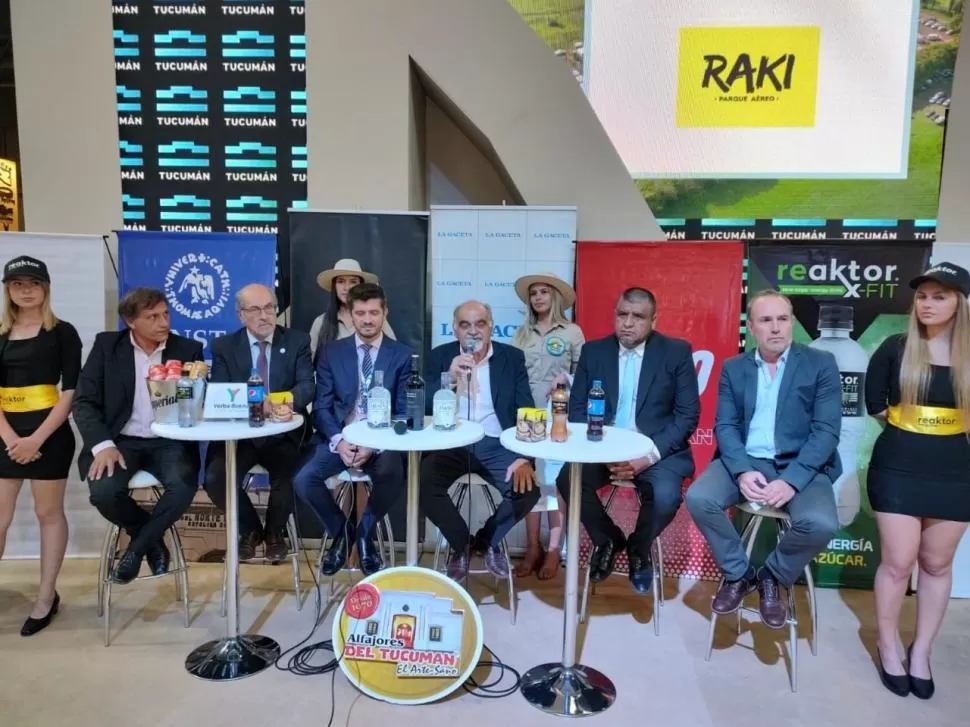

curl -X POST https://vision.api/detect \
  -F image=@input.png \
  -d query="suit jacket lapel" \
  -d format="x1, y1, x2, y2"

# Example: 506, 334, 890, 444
635, 334, 661, 414
488, 344, 506, 411
235, 330, 254, 382
270, 329, 287, 393
743, 353, 757, 425
119, 335, 136, 411
604, 339, 620, 414
775, 346, 800, 428
343, 338, 360, 403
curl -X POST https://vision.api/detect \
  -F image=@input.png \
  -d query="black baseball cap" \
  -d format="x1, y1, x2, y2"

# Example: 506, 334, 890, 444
909, 262, 970, 297
2, 255, 50, 284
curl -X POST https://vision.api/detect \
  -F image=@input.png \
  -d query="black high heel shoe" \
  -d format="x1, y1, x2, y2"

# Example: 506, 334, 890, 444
877, 647, 910, 697
20, 592, 60, 637
907, 645, 935, 700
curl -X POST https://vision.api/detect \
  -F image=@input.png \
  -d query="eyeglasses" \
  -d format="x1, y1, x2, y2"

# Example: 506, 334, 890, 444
240, 304, 276, 316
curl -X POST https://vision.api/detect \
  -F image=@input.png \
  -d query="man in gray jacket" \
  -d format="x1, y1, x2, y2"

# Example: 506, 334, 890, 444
685, 289, 841, 629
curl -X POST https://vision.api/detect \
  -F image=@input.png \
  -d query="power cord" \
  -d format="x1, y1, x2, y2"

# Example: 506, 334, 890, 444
458, 369, 522, 701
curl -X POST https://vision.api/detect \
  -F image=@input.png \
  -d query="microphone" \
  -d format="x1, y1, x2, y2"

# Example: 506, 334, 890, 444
461, 337, 477, 420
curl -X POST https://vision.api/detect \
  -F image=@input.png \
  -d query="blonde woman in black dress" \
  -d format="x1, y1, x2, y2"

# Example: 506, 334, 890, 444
0, 256, 82, 636
865, 263, 970, 699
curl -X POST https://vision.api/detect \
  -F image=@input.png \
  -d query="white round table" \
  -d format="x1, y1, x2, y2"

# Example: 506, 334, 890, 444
341, 417, 485, 565
500, 422, 655, 717
151, 416, 304, 682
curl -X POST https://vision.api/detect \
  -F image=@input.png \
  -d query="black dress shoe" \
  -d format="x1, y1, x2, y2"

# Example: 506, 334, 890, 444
878, 649, 910, 697
238, 531, 262, 562
264, 531, 288, 565
145, 540, 171, 576
321, 520, 356, 576
21, 592, 60, 637
589, 536, 625, 584
112, 550, 143, 584
357, 531, 383, 577
470, 529, 489, 556
907, 645, 935, 700
627, 544, 654, 594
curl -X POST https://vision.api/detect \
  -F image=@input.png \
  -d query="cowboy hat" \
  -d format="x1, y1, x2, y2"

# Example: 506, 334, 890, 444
316, 258, 378, 291
514, 272, 576, 310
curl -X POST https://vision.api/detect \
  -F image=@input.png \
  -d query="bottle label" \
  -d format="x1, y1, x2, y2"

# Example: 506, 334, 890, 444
248, 385, 265, 404
839, 372, 865, 417
367, 397, 389, 424
587, 398, 605, 417
434, 400, 457, 427
176, 383, 193, 401
552, 399, 567, 416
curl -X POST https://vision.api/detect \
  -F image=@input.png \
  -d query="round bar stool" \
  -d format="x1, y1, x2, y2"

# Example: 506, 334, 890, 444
578, 481, 665, 635
96, 470, 191, 647
316, 469, 396, 596
432, 474, 517, 625
219, 465, 304, 616
704, 501, 818, 693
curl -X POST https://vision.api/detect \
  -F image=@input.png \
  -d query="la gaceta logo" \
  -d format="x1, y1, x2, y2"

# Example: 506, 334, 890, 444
164, 253, 231, 320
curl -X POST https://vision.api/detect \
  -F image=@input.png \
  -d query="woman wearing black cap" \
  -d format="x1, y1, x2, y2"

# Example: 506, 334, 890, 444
865, 261, 970, 699
0, 255, 82, 636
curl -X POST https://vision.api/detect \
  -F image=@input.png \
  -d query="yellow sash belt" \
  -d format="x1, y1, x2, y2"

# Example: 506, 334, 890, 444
0, 384, 60, 413
887, 405, 967, 436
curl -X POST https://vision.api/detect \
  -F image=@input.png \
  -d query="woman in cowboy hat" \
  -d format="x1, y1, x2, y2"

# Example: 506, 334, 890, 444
309, 258, 396, 356
511, 272, 585, 580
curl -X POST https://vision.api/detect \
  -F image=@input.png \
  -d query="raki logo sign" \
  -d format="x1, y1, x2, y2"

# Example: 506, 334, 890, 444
775, 258, 900, 299
677, 26, 820, 129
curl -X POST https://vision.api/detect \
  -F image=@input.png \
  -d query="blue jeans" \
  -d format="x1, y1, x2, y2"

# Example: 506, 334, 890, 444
293, 438, 405, 538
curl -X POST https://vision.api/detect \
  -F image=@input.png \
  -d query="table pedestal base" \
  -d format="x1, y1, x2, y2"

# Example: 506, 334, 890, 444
520, 662, 616, 716
185, 635, 281, 682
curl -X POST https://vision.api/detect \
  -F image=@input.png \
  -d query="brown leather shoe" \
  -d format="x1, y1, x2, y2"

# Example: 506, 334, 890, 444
711, 575, 757, 615
238, 531, 262, 562
757, 571, 788, 629
264, 532, 288, 565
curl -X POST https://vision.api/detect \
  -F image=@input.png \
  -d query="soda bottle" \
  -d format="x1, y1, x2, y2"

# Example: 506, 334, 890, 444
550, 382, 569, 442
247, 367, 265, 428
587, 379, 605, 441
176, 367, 194, 428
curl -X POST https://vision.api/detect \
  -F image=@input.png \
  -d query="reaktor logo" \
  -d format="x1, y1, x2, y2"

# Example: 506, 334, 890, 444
775, 258, 900, 299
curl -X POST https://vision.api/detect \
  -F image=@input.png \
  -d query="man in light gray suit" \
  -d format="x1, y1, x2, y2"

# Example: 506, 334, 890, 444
685, 289, 841, 629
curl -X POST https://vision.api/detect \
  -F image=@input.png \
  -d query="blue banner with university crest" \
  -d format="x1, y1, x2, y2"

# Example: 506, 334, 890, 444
117, 230, 276, 358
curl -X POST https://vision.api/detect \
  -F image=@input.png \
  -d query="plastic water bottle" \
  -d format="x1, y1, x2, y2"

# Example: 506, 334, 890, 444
809, 305, 867, 527
176, 367, 194, 428
587, 379, 605, 441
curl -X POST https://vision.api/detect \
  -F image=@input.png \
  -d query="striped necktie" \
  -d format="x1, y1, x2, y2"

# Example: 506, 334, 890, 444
359, 344, 373, 415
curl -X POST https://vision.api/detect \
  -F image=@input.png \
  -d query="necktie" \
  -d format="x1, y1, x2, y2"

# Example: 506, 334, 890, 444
615, 351, 638, 430
256, 340, 269, 386
359, 344, 373, 415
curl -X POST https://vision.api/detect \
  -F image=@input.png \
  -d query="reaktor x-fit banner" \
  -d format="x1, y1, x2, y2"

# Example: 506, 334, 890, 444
746, 241, 932, 588
112, 0, 307, 234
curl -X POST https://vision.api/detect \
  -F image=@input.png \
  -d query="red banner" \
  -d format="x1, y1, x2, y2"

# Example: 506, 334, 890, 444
575, 241, 744, 579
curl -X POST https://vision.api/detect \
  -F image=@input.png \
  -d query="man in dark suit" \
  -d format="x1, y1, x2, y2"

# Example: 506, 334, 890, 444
560, 287, 699, 593
685, 289, 840, 629
73, 287, 203, 584
293, 283, 410, 576
203, 283, 314, 564
422, 300, 539, 582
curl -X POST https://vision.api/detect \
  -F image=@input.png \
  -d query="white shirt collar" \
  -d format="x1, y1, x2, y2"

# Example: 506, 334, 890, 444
619, 341, 646, 358
355, 333, 383, 351
247, 329, 273, 348
754, 346, 790, 367
130, 332, 165, 356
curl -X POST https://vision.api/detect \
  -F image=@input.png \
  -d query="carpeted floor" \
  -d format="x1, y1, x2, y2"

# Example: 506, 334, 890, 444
0, 557, 968, 726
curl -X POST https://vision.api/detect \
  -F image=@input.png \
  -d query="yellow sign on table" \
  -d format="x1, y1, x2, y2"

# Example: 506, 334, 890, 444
0, 158, 19, 231
332, 566, 484, 705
